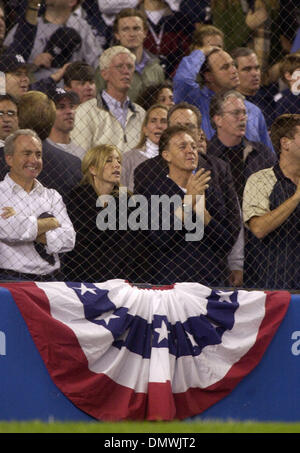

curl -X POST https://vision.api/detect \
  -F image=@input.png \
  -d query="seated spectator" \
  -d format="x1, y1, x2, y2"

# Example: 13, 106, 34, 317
274, 53, 300, 116
136, 80, 174, 111
63, 61, 96, 104
18, 90, 82, 201
121, 103, 168, 191
4, 0, 105, 81
189, 24, 224, 53
0, 128, 75, 282
64, 143, 138, 283
173, 45, 274, 152
208, 89, 277, 287
208, 89, 276, 203
243, 114, 300, 289
0, 51, 74, 103
46, 87, 86, 161
231, 47, 278, 129
139, 125, 239, 286
0, 53, 33, 100
134, 102, 241, 286
95, 8, 165, 103
71, 46, 145, 154
0, 94, 19, 179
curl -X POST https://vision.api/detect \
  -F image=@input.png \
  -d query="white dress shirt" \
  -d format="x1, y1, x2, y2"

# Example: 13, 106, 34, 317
0, 174, 76, 275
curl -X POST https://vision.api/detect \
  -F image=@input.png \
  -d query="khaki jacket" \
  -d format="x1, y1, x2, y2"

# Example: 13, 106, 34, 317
70, 94, 145, 154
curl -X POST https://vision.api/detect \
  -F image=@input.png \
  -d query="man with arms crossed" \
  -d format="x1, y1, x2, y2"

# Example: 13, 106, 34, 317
0, 129, 75, 281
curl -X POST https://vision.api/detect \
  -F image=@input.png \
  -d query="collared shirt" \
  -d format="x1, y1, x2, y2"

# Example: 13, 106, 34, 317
243, 163, 299, 289
102, 90, 130, 129
135, 50, 151, 74
0, 174, 76, 275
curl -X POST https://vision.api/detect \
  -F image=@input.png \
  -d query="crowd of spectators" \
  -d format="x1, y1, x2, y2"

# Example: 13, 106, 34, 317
0, 0, 299, 290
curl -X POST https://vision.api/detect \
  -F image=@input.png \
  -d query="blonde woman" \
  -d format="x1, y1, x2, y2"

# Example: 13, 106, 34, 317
64, 144, 138, 282
121, 103, 168, 192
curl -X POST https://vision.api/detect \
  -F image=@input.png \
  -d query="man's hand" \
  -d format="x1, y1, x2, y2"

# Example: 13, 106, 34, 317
228, 269, 244, 287
1, 207, 16, 219
33, 52, 53, 68
35, 232, 47, 244
51, 63, 71, 83
186, 168, 211, 204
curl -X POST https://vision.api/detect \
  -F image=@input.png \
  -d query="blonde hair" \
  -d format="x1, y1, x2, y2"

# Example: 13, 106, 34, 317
99, 46, 136, 71
81, 144, 122, 194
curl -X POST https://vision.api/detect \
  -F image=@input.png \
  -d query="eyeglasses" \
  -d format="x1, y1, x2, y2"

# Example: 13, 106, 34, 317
222, 109, 247, 117
112, 63, 135, 72
0, 111, 17, 118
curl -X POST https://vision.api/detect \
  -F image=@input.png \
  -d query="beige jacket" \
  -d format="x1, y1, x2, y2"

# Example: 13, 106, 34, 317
71, 94, 145, 154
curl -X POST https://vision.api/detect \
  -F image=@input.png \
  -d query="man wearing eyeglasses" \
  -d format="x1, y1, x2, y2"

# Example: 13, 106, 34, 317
0, 94, 19, 180
173, 45, 274, 153
208, 89, 276, 203
206, 89, 276, 287
71, 46, 145, 154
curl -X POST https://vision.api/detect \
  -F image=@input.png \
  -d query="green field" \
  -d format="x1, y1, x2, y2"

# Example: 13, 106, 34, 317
0, 420, 300, 433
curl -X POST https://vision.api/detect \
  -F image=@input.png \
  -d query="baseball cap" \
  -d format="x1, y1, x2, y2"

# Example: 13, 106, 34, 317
0, 53, 36, 73
48, 87, 80, 105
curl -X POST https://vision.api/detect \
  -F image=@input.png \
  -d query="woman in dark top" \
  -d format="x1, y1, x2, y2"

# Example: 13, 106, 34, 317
64, 144, 139, 283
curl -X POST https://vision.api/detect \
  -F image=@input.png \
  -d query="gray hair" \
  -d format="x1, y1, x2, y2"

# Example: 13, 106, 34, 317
99, 45, 136, 71
209, 89, 245, 128
4, 129, 42, 156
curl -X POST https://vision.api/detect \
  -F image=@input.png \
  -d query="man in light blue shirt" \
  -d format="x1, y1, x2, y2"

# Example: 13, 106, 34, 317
173, 46, 274, 153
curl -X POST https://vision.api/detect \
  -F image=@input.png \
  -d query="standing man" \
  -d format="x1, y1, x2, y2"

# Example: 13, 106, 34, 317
95, 8, 165, 102
208, 89, 276, 202
0, 129, 75, 281
173, 46, 274, 152
0, 93, 19, 179
207, 89, 276, 286
231, 47, 277, 129
47, 87, 85, 160
141, 125, 238, 286
243, 114, 300, 289
71, 46, 145, 154
134, 102, 241, 286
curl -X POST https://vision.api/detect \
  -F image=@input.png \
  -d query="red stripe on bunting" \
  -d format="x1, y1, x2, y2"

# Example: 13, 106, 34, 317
1, 283, 291, 421
2, 282, 175, 420
173, 290, 291, 419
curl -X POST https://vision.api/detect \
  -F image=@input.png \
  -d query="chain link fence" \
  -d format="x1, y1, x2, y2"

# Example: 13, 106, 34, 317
0, 0, 299, 291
